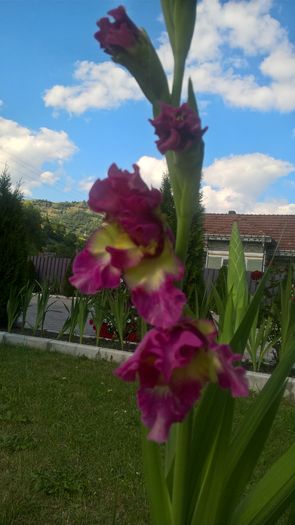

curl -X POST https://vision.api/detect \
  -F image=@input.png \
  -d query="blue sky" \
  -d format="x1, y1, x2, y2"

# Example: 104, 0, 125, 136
0, 0, 294, 213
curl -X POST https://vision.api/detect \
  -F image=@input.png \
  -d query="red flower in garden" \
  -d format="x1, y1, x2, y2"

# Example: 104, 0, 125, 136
116, 318, 248, 443
95, 6, 140, 55
251, 270, 263, 281
70, 164, 186, 329
100, 322, 113, 339
150, 102, 208, 154
126, 331, 138, 343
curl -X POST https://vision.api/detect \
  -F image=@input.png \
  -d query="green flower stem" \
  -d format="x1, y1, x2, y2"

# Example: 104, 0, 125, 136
165, 151, 182, 217
160, 0, 175, 54
175, 175, 195, 263
172, 413, 192, 525
171, 56, 185, 106
141, 426, 174, 525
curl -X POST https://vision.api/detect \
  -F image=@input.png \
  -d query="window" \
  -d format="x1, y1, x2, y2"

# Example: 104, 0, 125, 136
246, 258, 263, 272
206, 250, 264, 271
207, 255, 222, 269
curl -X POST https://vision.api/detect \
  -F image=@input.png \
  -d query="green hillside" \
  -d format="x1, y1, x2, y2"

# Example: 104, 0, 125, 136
27, 199, 102, 241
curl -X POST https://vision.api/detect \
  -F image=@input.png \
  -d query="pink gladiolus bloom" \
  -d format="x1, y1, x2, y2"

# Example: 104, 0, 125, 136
89, 164, 163, 247
69, 223, 139, 294
116, 319, 249, 443
150, 102, 208, 154
70, 165, 185, 329
95, 6, 140, 55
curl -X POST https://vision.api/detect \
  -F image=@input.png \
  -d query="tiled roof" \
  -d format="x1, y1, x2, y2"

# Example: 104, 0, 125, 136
204, 214, 295, 251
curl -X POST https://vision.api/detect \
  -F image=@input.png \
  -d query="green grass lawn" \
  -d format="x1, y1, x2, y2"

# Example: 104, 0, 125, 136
0, 343, 294, 525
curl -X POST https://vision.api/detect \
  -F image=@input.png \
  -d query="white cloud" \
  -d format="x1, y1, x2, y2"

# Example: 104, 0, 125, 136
260, 44, 295, 80
39, 170, 59, 185
43, 61, 142, 115
0, 117, 77, 195
136, 155, 167, 188
183, 0, 295, 112
132, 152, 295, 213
78, 176, 96, 193
202, 153, 295, 212
44, 0, 295, 114
251, 200, 295, 214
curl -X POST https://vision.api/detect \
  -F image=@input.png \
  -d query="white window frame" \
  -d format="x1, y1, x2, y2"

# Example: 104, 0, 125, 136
206, 250, 264, 270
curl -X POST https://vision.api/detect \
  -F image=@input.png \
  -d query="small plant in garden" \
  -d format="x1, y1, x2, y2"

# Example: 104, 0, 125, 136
33, 281, 57, 337
77, 295, 91, 344
58, 294, 80, 342
260, 264, 295, 364
246, 309, 278, 372
106, 284, 133, 349
89, 290, 108, 346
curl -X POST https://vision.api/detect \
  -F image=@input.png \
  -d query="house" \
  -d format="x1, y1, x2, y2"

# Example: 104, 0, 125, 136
203, 212, 295, 271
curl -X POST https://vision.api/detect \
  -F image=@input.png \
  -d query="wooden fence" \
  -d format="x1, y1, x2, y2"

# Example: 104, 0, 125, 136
30, 255, 71, 286
30, 256, 260, 295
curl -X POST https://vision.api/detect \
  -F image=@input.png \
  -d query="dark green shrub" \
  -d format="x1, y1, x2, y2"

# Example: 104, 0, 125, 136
61, 258, 75, 297
160, 174, 205, 309
0, 169, 28, 327
26, 259, 38, 287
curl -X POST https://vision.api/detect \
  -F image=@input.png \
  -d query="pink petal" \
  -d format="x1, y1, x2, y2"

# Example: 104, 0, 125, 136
131, 279, 186, 329
138, 379, 202, 443
214, 345, 249, 397
69, 249, 121, 294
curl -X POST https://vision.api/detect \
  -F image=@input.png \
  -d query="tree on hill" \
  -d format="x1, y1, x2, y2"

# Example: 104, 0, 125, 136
23, 202, 44, 254
0, 168, 28, 326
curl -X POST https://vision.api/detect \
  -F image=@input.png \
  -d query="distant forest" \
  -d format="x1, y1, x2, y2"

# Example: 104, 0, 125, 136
24, 199, 102, 257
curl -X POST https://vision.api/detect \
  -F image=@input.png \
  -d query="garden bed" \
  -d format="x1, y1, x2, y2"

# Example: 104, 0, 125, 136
8, 326, 136, 352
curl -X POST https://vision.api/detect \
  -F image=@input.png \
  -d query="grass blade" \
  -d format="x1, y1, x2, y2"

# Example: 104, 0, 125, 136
229, 442, 295, 525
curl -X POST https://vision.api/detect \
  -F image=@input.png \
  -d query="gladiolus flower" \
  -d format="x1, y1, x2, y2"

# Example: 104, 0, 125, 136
70, 164, 185, 329
95, 5, 140, 55
94, 7, 170, 106
88, 163, 163, 247
116, 318, 248, 443
150, 102, 208, 154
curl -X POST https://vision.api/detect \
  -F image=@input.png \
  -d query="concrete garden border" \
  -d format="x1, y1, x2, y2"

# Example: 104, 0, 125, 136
1, 331, 294, 403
